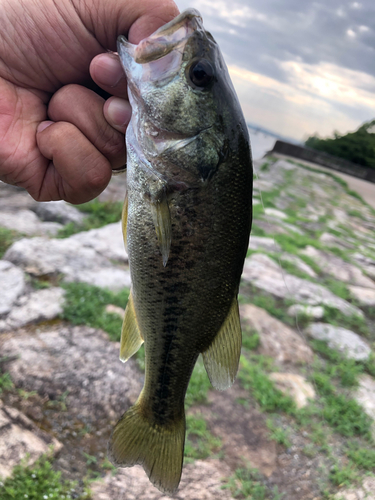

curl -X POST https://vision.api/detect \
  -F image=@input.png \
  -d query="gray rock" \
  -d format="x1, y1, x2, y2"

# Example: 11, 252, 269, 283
269, 373, 316, 408
4, 236, 130, 291
0, 325, 142, 423
68, 222, 127, 263
264, 208, 287, 219
240, 304, 313, 365
0, 260, 26, 316
319, 232, 355, 250
280, 253, 317, 278
0, 287, 65, 332
305, 323, 371, 361
301, 246, 375, 289
249, 236, 281, 253
348, 285, 375, 306
352, 252, 375, 279
333, 477, 375, 500
355, 375, 375, 431
242, 254, 363, 318
0, 400, 62, 479
90, 459, 233, 500
287, 304, 324, 319
0, 209, 63, 236
35, 200, 86, 225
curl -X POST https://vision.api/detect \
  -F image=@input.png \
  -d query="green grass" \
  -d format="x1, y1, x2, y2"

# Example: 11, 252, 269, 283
238, 355, 295, 413
61, 282, 129, 341
185, 356, 211, 408
57, 199, 123, 238
0, 455, 90, 499
346, 443, 375, 471
266, 419, 291, 448
224, 467, 284, 500
328, 463, 359, 487
0, 372, 13, 393
242, 329, 261, 351
0, 226, 19, 258
320, 306, 369, 338
184, 414, 221, 462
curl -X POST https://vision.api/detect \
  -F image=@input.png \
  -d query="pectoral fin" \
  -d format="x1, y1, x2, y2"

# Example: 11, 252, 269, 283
202, 297, 242, 390
150, 193, 171, 267
120, 292, 144, 362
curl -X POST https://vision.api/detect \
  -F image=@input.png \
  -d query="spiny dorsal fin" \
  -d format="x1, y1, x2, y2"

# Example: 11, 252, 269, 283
150, 192, 171, 267
202, 297, 242, 390
122, 191, 129, 252
120, 292, 144, 362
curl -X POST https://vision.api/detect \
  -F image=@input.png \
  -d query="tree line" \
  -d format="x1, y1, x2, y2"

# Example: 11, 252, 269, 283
305, 119, 375, 170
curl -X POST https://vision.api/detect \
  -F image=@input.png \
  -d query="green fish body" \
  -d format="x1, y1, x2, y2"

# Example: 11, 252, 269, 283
108, 9, 253, 494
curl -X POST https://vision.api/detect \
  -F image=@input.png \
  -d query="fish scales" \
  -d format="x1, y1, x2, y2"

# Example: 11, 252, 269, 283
108, 8, 253, 494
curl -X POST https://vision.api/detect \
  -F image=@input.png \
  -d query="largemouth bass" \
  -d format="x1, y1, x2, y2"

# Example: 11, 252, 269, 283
108, 8, 253, 493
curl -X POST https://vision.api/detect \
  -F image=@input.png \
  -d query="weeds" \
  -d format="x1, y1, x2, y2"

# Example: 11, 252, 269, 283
184, 414, 221, 462
0, 455, 90, 500
57, 199, 123, 238
0, 226, 19, 258
61, 282, 129, 341
0, 372, 13, 393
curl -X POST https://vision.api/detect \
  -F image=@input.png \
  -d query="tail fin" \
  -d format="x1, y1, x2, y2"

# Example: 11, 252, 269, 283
108, 401, 186, 494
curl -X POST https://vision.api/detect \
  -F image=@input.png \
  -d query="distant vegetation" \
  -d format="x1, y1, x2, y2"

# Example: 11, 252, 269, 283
305, 119, 375, 169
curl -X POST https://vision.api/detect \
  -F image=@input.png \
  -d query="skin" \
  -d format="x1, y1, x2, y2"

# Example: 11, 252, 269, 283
0, 0, 179, 204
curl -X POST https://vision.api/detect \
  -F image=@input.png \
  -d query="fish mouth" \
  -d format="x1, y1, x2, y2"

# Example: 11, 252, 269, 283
117, 9, 202, 64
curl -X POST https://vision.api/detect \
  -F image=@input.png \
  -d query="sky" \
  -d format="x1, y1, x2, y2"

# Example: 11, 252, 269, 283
174, 0, 375, 142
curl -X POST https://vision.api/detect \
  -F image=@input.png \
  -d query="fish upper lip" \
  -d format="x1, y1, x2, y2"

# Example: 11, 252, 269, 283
118, 9, 202, 64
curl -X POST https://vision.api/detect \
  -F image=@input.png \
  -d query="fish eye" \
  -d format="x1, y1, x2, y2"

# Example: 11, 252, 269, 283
188, 59, 214, 89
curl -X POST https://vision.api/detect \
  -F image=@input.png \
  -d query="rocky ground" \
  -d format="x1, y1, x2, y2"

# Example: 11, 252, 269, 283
0, 156, 375, 499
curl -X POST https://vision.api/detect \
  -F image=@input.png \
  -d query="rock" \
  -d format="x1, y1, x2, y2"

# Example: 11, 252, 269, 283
319, 232, 355, 250
334, 476, 375, 499
0, 325, 142, 423
352, 252, 375, 279
269, 373, 316, 408
242, 254, 363, 318
0, 209, 63, 236
0, 183, 37, 211
305, 323, 371, 361
0, 260, 26, 316
349, 285, 375, 306
240, 304, 313, 365
0, 400, 62, 479
355, 374, 375, 423
90, 460, 233, 500
264, 208, 288, 219
105, 304, 126, 319
301, 246, 375, 289
253, 199, 261, 206
287, 304, 324, 319
4, 236, 130, 291
280, 254, 317, 278
68, 222, 127, 262
249, 236, 281, 253
0, 287, 65, 332
252, 219, 288, 236
253, 179, 274, 192
34, 200, 86, 225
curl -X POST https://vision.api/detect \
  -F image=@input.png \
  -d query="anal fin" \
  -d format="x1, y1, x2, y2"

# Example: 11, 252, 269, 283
202, 297, 242, 390
120, 292, 144, 362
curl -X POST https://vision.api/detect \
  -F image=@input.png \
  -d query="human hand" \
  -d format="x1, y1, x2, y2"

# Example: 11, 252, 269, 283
0, 0, 179, 203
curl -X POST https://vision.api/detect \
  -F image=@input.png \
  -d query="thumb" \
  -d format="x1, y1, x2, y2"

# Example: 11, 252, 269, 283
75, 0, 180, 49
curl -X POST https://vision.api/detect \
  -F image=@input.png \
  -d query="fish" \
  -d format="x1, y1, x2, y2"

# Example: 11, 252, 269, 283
108, 8, 253, 494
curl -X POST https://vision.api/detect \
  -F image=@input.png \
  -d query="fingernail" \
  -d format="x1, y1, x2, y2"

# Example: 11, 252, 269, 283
37, 121, 54, 133
106, 98, 132, 127
95, 53, 125, 87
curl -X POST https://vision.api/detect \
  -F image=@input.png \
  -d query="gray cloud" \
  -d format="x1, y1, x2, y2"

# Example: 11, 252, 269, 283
175, 0, 375, 81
